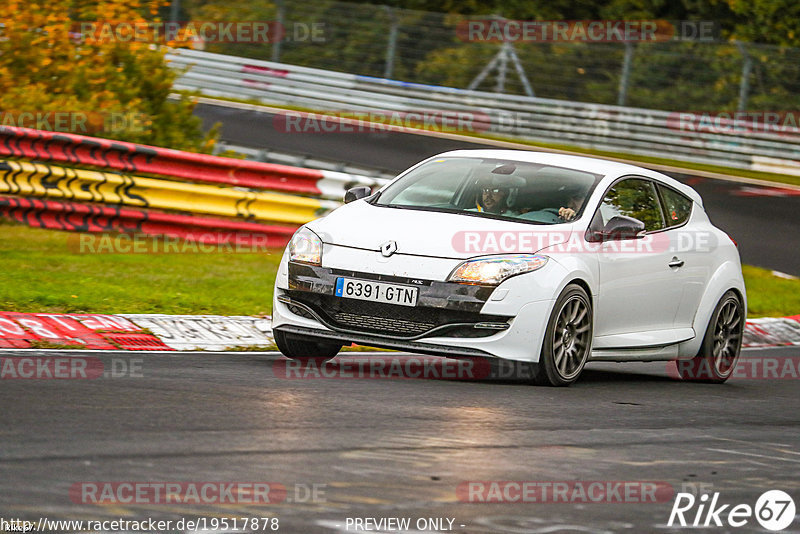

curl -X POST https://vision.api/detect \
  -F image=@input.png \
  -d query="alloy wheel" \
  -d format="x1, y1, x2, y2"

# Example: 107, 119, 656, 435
713, 298, 743, 377
552, 296, 591, 380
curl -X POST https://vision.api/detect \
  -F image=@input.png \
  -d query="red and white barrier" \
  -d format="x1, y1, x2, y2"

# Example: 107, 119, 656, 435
0, 195, 295, 248
0, 125, 383, 199
120, 314, 274, 351
1, 312, 798, 353
0, 312, 171, 350
743, 315, 800, 347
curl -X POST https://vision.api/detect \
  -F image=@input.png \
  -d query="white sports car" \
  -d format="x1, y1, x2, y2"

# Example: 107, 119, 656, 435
272, 150, 746, 386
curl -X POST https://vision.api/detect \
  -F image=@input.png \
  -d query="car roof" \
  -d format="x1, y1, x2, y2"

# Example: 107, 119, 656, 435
434, 149, 703, 205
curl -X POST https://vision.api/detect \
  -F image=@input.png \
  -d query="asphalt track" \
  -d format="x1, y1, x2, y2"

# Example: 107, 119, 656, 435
1, 348, 799, 533
195, 102, 800, 276
1, 102, 798, 534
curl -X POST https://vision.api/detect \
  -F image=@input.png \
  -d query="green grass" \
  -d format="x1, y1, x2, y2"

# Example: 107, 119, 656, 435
741, 265, 800, 317
0, 223, 281, 315
1, 224, 798, 318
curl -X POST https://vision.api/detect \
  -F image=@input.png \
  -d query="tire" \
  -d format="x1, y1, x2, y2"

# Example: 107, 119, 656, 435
676, 290, 743, 383
273, 329, 341, 362
532, 284, 593, 386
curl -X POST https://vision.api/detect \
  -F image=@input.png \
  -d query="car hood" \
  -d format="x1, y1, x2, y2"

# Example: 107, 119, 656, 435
306, 200, 574, 260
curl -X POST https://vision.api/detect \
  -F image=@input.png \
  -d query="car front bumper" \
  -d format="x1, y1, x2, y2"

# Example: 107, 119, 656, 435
272, 260, 556, 363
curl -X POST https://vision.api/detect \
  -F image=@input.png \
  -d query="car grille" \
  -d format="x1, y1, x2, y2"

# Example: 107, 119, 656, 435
286, 291, 509, 338
331, 311, 436, 336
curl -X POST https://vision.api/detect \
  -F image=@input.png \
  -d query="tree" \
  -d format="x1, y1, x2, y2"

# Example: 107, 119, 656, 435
0, 0, 216, 151
724, 0, 800, 47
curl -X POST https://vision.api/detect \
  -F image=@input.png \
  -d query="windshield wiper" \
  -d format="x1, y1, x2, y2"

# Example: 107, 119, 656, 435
375, 204, 550, 224
382, 204, 462, 214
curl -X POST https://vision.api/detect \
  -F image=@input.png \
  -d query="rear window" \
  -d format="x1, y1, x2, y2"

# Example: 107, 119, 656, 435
658, 184, 693, 227
597, 178, 665, 232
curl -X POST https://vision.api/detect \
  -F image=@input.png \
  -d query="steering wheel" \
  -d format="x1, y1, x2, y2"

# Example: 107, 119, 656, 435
542, 207, 567, 220
518, 208, 562, 223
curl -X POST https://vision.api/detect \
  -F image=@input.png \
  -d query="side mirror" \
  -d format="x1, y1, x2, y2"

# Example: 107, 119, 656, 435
344, 186, 371, 204
587, 215, 646, 242
601, 216, 646, 240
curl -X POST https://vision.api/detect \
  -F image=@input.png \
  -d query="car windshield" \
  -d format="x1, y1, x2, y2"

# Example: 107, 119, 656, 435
371, 157, 603, 224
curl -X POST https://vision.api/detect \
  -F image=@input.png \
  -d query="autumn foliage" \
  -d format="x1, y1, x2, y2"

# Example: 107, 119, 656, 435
0, 0, 215, 151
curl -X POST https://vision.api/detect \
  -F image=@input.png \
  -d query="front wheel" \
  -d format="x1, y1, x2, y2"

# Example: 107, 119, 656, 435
677, 291, 743, 383
273, 330, 341, 362
532, 284, 593, 386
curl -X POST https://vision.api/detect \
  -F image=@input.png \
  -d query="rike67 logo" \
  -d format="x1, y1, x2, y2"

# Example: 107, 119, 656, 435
668, 490, 796, 531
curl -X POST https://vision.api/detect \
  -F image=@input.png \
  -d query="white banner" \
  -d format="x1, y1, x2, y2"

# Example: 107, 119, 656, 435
122, 314, 273, 351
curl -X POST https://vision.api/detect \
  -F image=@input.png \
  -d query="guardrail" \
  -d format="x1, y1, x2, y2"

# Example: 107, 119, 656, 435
168, 48, 800, 175
0, 160, 338, 225
0, 125, 383, 199
214, 142, 397, 182
0, 126, 390, 247
0, 196, 295, 247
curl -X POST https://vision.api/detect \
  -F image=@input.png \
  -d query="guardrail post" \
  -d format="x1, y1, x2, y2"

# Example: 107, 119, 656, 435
272, 0, 286, 63
736, 41, 753, 112
383, 6, 399, 79
170, 0, 180, 24
617, 41, 635, 106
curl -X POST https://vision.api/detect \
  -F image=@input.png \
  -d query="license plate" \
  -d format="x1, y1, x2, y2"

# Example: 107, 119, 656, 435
335, 277, 418, 307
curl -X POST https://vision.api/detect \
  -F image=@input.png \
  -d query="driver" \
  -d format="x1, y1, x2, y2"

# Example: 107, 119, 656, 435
476, 185, 510, 214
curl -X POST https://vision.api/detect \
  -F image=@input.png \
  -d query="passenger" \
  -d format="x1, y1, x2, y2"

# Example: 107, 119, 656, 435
558, 193, 585, 221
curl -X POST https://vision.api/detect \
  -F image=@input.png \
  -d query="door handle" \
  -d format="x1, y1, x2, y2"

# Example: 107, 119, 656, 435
668, 257, 685, 268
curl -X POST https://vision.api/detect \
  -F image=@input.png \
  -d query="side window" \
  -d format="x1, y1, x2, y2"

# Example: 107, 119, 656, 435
658, 184, 693, 227
598, 178, 665, 232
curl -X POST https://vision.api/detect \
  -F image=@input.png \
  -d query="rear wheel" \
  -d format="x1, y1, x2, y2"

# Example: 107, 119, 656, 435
273, 330, 341, 362
532, 284, 593, 386
677, 290, 743, 383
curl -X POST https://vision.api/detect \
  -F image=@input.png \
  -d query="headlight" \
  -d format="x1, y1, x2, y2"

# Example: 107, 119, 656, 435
289, 227, 322, 265
448, 254, 548, 285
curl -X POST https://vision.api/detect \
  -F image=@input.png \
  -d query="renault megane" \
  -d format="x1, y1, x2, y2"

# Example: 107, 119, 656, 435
271, 150, 745, 386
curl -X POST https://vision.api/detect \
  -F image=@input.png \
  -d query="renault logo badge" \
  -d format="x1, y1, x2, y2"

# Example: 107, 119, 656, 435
380, 240, 398, 257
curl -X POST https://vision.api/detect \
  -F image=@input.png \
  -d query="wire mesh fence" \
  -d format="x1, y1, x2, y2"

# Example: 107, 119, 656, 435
187, 0, 800, 112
